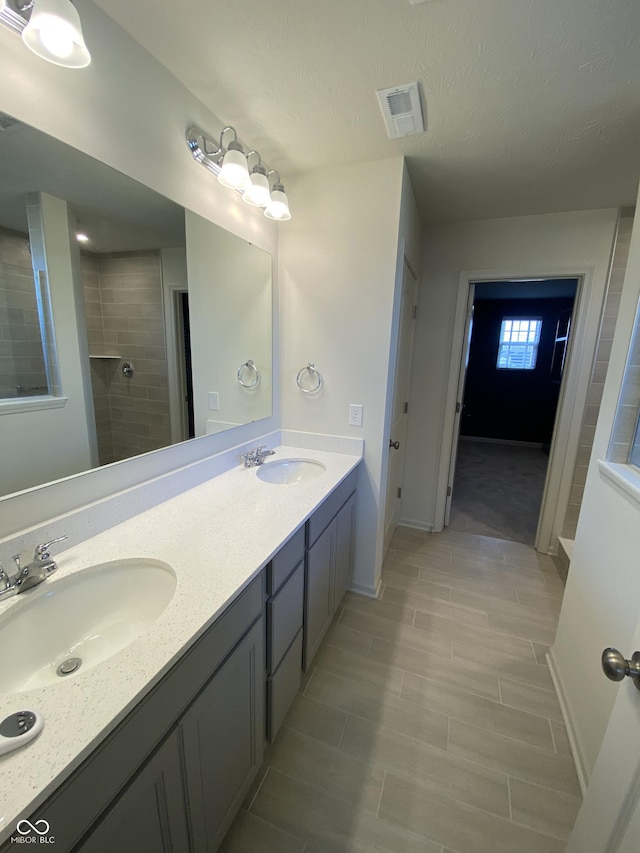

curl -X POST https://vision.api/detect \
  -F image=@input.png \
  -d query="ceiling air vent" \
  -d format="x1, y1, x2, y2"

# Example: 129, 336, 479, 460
376, 82, 425, 139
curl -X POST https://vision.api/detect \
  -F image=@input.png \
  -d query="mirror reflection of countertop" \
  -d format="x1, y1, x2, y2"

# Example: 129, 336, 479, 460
0, 443, 362, 844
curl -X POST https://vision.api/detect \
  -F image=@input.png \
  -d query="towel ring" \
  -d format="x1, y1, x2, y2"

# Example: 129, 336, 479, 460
296, 362, 322, 393
237, 359, 259, 388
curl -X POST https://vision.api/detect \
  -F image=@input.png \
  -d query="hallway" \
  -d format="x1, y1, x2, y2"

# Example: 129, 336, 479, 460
220, 526, 580, 852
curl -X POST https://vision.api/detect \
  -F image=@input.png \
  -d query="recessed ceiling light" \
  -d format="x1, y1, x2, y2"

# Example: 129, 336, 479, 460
76, 232, 89, 243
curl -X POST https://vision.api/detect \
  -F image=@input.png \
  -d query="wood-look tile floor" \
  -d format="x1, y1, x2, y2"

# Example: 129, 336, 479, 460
220, 527, 581, 853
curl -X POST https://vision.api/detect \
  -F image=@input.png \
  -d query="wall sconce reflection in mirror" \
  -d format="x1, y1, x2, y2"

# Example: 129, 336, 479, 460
0, 0, 91, 67
186, 126, 291, 221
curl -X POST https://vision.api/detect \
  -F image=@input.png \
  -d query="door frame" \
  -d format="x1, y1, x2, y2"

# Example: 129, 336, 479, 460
383, 254, 419, 555
164, 282, 190, 445
444, 283, 475, 526
436, 265, 600, 554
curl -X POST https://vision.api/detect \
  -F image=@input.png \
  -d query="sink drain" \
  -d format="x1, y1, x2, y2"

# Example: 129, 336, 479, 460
56, 657, 82, 677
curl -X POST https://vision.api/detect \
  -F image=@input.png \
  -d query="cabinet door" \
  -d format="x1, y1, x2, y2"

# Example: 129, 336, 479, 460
333, 492, 356, 612
304, 519, 335, 670
181, 616, 264, 852
76, 730, 189, 853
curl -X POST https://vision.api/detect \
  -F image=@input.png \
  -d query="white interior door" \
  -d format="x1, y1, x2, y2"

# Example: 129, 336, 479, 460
383, 258, 418, 553
444, 284, 475, 526
566, 616, 640, 853
618, 781, 640, 853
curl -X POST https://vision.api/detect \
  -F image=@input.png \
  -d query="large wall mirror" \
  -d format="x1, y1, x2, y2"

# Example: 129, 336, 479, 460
0, 115, 272, 499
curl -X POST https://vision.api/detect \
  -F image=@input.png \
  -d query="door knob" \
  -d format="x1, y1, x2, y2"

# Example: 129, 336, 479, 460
601, 648, 640, 691
389, 440, 400, 450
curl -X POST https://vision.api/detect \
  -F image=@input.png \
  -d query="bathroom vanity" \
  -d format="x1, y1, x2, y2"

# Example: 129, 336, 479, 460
0, 442, 360, 851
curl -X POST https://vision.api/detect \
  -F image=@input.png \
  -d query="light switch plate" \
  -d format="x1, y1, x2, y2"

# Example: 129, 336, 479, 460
208, 391, 220, 411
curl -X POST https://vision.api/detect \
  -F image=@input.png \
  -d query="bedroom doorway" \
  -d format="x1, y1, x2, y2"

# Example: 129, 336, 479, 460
447, 278, 579, 545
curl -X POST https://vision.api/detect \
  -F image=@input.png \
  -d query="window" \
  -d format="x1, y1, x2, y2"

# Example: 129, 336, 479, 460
631, 415, 640, 469
497, 318, 542, 370
607, 293, 640, 468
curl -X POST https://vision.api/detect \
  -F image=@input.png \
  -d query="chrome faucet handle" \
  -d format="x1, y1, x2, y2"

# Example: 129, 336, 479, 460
0, 566, 10, 590
34, 535, 68, 561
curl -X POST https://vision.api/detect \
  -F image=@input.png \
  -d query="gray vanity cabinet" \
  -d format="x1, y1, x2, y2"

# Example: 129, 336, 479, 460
305, 520, 336, 668
333, 491, 357, 612
3, 576, 265, 853
181, 618, 264, 852
77, 730, 189, 853
265, 527, 305, 742
304, 470, 358, 670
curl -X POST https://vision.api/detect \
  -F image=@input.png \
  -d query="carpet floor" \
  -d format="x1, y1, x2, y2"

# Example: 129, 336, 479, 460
448, 439, 549, 545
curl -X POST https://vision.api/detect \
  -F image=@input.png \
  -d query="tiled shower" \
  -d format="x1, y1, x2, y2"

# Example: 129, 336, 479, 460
81, 250, 171, 465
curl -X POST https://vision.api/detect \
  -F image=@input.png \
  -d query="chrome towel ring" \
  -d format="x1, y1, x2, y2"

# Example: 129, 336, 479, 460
237, 359, 259, 388
296, 362, 322, 393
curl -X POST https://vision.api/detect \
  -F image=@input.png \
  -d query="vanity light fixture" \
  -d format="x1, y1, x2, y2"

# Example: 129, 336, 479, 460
217, 126, 250, 190
264, 171, 291, 221
186, 125, 292, 221
1, 0, 91, 68
242, 153, 271, 208
75, 231, 89, 243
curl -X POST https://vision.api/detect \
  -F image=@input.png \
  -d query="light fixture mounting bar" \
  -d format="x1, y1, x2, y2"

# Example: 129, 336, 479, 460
187, 125, 278, 184
0, 0, 28, 34
186, 126, 224, 177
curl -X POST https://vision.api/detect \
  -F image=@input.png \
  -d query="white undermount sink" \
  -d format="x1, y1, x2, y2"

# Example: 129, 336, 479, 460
0, 558, 176, 693
256, 458, 326, 485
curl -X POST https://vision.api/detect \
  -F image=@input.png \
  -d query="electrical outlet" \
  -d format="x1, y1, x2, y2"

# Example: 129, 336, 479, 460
208, 391, 220, 411
349, 403, 364, 427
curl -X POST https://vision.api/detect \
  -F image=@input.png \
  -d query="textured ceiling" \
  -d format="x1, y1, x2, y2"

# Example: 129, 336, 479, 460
94, 0, 640, 223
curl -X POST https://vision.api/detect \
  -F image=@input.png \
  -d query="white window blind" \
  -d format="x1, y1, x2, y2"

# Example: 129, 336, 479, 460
497, 318, 542, 370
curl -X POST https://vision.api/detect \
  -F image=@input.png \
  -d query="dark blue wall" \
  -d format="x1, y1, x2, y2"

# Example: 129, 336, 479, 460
461, 296, 575, 444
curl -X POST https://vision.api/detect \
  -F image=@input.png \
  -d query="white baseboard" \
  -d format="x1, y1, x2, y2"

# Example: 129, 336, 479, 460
349, 578, 381, 599
546, 646, 589, 795
397, 517, 434, 533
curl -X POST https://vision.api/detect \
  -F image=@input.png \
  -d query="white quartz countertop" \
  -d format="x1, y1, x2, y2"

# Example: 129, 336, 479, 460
0, 444, 361, 843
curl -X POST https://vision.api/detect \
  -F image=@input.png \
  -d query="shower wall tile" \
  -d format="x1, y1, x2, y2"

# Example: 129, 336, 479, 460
562, 212, 634, 540
80, 249, 171, 466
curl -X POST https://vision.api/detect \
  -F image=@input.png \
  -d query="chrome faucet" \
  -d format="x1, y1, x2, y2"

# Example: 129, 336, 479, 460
0, 536, 68, 600
241, 445, 276, 468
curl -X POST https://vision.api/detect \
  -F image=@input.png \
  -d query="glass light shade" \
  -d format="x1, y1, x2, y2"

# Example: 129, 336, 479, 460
243, 169, 271, 207
264, 186, 291, 221
22, 0, 91, 68
218, 146, 250, 189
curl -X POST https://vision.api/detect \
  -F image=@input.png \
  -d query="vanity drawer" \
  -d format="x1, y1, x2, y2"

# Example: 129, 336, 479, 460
267, 629, 303, 742
267, 561, 304, 673
307, 467, 358, 547
267, 526, 305, 594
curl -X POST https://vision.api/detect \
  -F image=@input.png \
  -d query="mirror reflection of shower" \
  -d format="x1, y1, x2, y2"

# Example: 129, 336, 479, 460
0, 114, 272, 500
